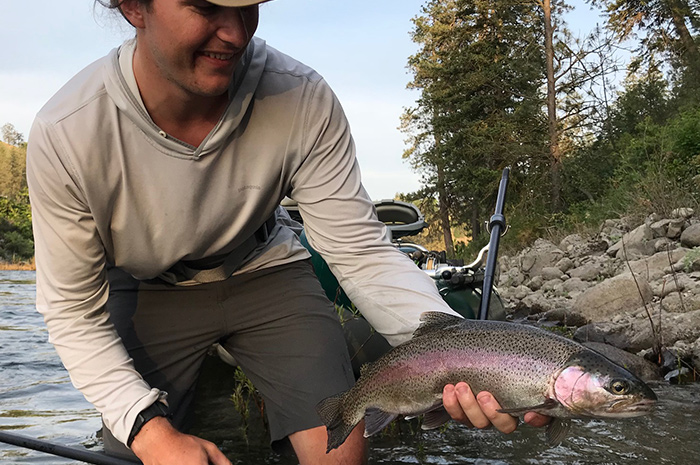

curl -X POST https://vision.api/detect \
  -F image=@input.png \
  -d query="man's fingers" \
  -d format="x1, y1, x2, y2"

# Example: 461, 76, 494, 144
475, 391, 518, 434
524, 412, 552, 428
443, 383, 520, 434
442, 384, 471, 426
202, 439, 232, 465
444, 382, 489, 428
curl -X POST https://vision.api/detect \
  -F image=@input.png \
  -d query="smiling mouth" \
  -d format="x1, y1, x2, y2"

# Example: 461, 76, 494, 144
201, 51, 235, 61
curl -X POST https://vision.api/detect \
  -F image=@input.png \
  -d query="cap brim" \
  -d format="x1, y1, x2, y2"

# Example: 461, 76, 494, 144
207, 0, 270, 6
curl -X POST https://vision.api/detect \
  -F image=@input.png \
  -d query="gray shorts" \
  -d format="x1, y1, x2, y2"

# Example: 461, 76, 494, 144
102, 259, 354, 458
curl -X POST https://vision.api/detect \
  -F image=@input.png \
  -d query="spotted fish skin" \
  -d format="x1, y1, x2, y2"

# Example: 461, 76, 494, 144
316, 312, 657, 452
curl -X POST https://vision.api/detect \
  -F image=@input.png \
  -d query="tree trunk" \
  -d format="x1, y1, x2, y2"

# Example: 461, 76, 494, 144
470, 200, 481, 241
437, 163, 455, 256
543, 0, 562, 212
666, 0, 700, 75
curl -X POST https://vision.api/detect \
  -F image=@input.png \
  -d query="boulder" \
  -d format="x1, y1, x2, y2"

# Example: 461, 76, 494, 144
541, 266, 565, 281
607, 223, 654, 258
557, 277, 590, 297
567, 259, 608, 282
680, 223, 700, 248
650, 219, 671, 238
672, 207, 694, 219
571, 272, 653, 323
667, 219, 685, 239
626, 247, 689, 282
518, 239, 564, 277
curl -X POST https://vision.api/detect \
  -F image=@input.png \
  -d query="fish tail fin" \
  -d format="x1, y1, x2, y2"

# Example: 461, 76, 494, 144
316, 392, 357, 453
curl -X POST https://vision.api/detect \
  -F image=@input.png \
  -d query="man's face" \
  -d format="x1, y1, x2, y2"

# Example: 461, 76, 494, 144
131, 0, 260, 98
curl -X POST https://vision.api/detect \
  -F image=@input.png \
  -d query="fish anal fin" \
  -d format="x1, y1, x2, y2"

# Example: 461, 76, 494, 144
497, 398, 559, 415
421, 406, 451, 430
413, 311, 463, 338
364, 408, 398, 438
546, 418, 571, 447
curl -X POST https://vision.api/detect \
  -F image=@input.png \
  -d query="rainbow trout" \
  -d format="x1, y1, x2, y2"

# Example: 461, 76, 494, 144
317, 312, 657, 452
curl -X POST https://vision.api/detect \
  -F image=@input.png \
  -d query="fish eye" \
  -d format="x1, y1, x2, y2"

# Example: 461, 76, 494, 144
610, 380, 629, 395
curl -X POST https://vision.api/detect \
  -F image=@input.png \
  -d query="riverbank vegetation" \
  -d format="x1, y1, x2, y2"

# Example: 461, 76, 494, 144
0, 130, 33, 269
400, 0, 700, 260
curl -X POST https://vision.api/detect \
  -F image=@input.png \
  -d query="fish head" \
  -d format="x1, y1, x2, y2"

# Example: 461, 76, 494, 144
552, 351, 657, 418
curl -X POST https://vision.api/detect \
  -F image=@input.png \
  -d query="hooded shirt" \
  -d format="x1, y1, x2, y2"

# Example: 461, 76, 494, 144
26, 37, 457, 445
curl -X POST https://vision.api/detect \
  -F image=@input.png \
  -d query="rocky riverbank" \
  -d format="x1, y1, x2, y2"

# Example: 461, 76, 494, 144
497, 208, 700, 381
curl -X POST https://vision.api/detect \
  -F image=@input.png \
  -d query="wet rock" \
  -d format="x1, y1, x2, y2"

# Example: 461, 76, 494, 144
544, 308, 588, 327
574, 322, 634, 350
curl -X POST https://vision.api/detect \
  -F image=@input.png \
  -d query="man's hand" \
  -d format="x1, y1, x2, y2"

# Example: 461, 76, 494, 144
130, 416, 232, 465
443, 382, 551, 433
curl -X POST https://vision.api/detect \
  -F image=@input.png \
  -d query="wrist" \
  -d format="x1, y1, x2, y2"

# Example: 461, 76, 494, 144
127, 401, 171, 448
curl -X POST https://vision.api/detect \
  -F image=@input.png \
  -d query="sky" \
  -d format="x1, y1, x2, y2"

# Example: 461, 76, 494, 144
0, 0, 604, 200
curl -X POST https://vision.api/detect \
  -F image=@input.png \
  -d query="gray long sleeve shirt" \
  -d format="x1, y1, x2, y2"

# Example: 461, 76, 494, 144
26, 37, 457, 445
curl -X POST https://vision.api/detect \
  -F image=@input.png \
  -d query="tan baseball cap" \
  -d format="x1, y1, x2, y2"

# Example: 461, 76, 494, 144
207, 0, 271, 6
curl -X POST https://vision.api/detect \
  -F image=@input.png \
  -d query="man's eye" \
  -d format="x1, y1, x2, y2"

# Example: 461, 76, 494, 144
192, 2, 219, 15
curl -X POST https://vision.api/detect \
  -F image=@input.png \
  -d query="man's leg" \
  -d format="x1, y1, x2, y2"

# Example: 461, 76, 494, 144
219, 259, 366, 464
289, 423, 367, 465
102, 266, 224, 458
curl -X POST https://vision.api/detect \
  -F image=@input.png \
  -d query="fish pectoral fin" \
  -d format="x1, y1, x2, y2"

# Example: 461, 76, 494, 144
421, 406, 452, 430
497, 398, 559, 415
364, 408, 398, 438
546, 418, 571, 447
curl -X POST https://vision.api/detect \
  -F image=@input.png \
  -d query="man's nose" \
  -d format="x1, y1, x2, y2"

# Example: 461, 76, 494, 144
215, 8, 253, 46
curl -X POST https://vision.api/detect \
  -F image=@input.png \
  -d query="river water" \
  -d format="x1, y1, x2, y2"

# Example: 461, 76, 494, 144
1, 270, 699, 464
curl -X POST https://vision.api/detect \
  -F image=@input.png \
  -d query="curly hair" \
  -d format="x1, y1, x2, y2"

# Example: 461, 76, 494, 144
95, 0, 153, 26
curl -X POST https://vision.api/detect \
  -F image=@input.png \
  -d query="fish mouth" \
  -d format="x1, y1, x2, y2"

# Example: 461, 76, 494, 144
604, 398, 657, 417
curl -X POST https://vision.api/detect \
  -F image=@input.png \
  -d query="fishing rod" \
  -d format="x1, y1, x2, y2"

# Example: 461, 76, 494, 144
478, 167, 510, 321
0, 431, 140, 465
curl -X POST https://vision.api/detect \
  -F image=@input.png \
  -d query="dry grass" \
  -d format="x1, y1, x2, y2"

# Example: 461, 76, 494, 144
0, 257, 35, 271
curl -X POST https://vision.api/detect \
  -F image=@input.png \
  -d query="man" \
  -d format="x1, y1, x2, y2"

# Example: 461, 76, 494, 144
26, 1, 549, 464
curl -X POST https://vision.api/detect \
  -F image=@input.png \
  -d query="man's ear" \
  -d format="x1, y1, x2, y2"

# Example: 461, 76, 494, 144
119, 0, 147, 29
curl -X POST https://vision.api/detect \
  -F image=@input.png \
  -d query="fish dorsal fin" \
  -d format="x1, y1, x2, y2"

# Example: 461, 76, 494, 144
413, 311, 463, 338
359, 363, 370, 378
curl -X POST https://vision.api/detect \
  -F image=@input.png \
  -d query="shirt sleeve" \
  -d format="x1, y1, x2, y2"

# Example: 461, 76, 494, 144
289, 78, 460, 347
26, 117, 162, 446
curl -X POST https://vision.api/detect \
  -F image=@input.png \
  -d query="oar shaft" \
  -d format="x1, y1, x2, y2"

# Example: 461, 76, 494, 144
479, 167, 510, 321
0, 431, 140, 465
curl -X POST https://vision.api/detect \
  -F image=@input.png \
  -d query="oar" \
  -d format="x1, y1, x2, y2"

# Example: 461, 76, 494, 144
478, 167, 510, 321
0, 430, 140, 465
